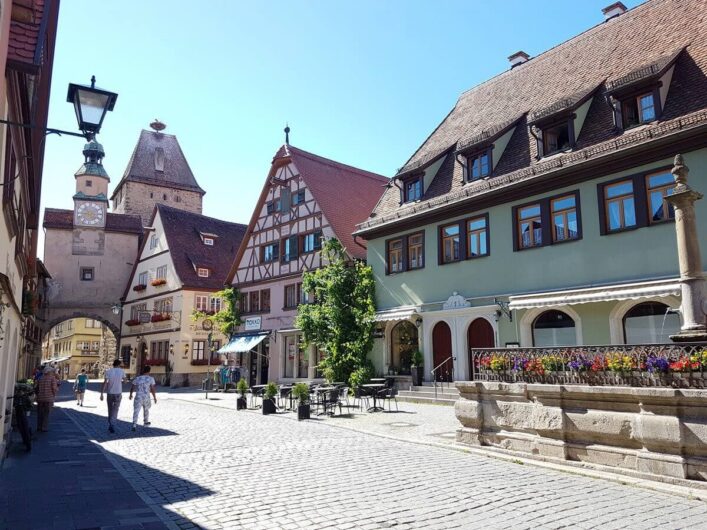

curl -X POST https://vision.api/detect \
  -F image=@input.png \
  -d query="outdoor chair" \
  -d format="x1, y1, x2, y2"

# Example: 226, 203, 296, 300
250, 386, 265, 409
322, 388, 342, 416
338, 387, 361, 413
377, 387, 399, 412
354, 387, 371, 411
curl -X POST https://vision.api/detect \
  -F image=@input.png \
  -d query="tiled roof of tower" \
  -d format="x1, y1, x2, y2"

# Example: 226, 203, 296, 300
110, 130, 205, 200
278, 145, 389, 260
158, 205, 247, 289
357, 0, 707, 234
7, 0, 56, 71
43, 208, 143, 235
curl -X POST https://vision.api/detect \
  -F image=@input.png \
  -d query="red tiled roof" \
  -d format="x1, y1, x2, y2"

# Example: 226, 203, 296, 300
360, 0, 707, 232
7, 0, 52, 70
43, 208, 143, 235
280, 145, 388, 260
158, 205, 247, 289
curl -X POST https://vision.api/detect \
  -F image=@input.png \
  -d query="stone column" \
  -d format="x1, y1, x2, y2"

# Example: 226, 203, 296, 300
666, 154, 707, 342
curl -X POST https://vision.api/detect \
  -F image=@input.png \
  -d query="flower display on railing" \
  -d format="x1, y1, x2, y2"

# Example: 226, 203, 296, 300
190, 358, 218, 366
151, 278, 167, 287
568, 355, 592, 372
669, 355, 700, 373
606, 353, 637, 372
144, 358, 168, 367
151, 313, 170, 323
133, 284, 147, 292
125, 319, 140, 327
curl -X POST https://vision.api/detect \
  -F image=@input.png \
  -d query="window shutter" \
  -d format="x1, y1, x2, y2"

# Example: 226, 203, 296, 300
280, 188, 291, 211
289, 235, 298, 260
272, 243, 279, 261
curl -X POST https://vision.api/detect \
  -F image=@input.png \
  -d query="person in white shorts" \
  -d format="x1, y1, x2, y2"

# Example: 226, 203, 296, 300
129, 365, 157, 431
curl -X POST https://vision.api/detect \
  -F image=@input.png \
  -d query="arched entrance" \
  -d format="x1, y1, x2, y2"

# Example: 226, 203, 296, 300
623, 301, 680, 343
432, 321, 453, 382
532, 310, 576, 347
467, 318, 494, 379
390, 320, 418, 375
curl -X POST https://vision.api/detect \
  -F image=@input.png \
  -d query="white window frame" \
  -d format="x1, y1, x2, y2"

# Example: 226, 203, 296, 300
195, 294, 209, 312
197, 268, 209, 278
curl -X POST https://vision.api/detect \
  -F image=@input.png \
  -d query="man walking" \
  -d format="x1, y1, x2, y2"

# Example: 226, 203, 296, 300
36, 366, 58, 432
74, 369, 89, 406
100, 359, 125, 433
129, 365, 157, 431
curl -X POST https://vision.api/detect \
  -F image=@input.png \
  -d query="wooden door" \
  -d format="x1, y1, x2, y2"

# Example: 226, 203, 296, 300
432, 321, 453, 382
468, 318, 494, 379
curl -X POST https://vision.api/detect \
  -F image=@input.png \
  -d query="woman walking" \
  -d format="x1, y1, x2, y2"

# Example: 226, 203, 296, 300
129, 365, 157, 431
36, 366, 58, 432
74, 369, 88, 406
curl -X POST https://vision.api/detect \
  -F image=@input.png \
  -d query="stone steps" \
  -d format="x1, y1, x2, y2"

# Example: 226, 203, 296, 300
396, 384, 459, 406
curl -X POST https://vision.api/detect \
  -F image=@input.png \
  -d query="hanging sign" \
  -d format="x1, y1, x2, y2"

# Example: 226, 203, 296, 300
244, 316, 261, 331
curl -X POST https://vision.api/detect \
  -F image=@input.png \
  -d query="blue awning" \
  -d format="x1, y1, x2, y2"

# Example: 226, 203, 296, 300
218, 333, 268, 354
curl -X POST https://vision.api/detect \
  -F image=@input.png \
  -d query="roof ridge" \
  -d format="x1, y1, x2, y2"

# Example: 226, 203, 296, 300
156, 204, 247, 229
288, 145, 388, 183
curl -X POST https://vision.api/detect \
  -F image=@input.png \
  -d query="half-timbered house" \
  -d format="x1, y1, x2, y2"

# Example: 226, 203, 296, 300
224, 143, 388, 385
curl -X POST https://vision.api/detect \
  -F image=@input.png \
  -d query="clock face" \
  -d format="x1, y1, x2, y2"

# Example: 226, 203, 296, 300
76, 202, 105, 226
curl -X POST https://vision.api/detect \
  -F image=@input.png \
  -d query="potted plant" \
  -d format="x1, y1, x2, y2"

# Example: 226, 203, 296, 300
236, 378, 248, 410
151, 278, 167, 287
410, 350, 424, 386
125, 319, 140, 327
133, 284, 147, 292
292, 382, 311, 420
262, 381, 278, 415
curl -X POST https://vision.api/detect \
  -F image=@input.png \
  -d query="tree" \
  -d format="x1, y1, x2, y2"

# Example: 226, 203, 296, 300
191, 286, 242, 339
295, 238, 376, 386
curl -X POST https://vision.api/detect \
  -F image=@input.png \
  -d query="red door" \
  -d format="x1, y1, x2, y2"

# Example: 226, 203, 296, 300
432, 321, 453, 382
468, 318, 494, 379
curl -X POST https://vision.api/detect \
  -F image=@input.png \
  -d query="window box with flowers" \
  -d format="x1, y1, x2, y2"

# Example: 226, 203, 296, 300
151, 313, 170, 323
151, 278, 167, 287
144, 358, 168, 367
190, 358, 216, 366
133, 284, 147, 292
125, 319, 140, 327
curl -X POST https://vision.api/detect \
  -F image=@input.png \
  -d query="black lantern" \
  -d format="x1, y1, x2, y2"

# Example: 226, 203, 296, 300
66, 75, 118, 139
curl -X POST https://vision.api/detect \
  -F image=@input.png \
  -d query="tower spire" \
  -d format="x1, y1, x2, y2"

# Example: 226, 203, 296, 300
284, 123, 290, 145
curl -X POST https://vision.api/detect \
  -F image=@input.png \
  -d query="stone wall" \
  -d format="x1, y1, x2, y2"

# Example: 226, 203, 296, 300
113, 181, 202, 226
455, 381, 707, 482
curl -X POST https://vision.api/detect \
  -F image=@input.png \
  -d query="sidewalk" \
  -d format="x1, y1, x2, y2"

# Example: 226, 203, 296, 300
0, 384, 169, 530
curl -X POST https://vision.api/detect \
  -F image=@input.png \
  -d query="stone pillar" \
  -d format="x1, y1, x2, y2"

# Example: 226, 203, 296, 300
666, 154, 707, 342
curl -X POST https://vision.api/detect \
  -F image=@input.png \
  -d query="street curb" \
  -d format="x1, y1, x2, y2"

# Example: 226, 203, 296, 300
168, 394, 707, 503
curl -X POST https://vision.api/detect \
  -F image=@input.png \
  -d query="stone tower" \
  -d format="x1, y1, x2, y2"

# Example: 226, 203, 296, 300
110, 121, 205, 226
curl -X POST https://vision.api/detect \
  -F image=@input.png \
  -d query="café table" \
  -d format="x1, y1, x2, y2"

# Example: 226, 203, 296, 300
314, 386, 336, 415
361, 383, 386, 412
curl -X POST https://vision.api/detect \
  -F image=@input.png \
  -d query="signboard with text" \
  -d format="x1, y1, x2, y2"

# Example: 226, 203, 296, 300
244, 316, 261, 331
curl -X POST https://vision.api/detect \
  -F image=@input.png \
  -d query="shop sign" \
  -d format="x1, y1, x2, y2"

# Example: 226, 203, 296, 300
245, 316, 261, 331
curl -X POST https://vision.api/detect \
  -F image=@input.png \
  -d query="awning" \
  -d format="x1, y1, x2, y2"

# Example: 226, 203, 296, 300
218, 333, 268, 354
41, 356, 71, 364
374, 307, 418, 322
508, 279, 681, 310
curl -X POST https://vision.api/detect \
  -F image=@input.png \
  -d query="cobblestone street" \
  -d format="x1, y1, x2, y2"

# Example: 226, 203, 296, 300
43, 388, 707, 529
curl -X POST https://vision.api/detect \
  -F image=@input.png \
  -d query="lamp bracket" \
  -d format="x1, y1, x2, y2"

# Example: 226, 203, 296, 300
494, 298, 513, 322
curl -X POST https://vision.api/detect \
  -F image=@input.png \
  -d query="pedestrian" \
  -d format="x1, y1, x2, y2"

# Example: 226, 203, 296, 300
36, 366, 58, 432
74, 369, 89, 406
100, 359, 125, 433
129, 365, 157, 431
32, 365, 43, 382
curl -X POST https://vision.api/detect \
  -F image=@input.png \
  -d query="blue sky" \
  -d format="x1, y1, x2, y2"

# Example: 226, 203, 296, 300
40, 0, 642, 255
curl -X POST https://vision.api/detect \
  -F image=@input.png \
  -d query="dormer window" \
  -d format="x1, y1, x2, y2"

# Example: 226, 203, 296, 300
197, 268, 209, 278
621, 92, 656, 129
468, 151, 491, 181
203, 237, 214, 246
403, 177, 423, 203
542, 122, 571, 155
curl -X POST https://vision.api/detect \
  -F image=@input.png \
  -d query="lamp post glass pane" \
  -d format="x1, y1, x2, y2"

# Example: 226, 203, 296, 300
76, 88, 110, 130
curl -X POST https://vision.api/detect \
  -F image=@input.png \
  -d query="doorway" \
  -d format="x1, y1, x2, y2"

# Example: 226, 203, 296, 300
467, 318, 494, 379
432, 321, 453, 382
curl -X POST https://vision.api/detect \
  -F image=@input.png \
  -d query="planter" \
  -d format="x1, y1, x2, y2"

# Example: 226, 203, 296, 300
125, 319, 140, 327
151, 279, 167, 287
297, 403, 310, 420
236, 396, 247, 410
133, 284, 147, 292
411, 366, 424, 386
262, 398, 276, 415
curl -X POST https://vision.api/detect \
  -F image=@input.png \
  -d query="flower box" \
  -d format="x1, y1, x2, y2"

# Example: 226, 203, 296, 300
151, 313, 170, 323
144, 358, 167, 367
133, 284, 147, 292
191, 358, 217, 366
151, 278, 167, 287
125, 319, 140, 327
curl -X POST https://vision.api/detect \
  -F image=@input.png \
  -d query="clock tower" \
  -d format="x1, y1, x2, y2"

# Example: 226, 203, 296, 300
73, 140, 109, 229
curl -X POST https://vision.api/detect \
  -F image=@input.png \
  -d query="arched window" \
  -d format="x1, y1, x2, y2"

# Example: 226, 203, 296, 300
532, 310, 575, 347
390, 320, 418, 375
623, 301, 679, 344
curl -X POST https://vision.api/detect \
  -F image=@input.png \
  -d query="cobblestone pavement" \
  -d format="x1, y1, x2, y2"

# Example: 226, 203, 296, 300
52, 387, 707, 530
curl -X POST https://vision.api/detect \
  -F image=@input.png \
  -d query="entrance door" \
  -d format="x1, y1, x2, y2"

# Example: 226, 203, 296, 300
467, 318, 495, 379
432, 321, 453, 382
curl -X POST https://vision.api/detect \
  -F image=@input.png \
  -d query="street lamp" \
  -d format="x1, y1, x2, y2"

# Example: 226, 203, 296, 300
66, 76, 118, 140
202, 319, 214, 399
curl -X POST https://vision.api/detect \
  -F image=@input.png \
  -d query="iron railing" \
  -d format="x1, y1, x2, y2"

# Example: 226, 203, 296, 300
431, 355, 455, 399
471, 343, 707, 388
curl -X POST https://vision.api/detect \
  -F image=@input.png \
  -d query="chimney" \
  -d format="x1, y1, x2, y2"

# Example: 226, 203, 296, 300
602, 2, 627, 20
508, 51, 530, 68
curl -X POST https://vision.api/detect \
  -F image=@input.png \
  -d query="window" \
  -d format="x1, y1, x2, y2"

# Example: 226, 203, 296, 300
292, 189, 306, 205
195, 294, 209, 311
551, 195, 579, 242
192, 340, 206, 360
85, 180, 92, 188
408, 233, 424, 269
403, 177, 423, 203
260, 289, 271, 312
163, 194, 167, 201
250, 291, 261, 313
646, 172, 674, 224
210, 296, 222, 313
622, 302, 680, 344
156, 265, 167, 279
302, 231, 322, 253
80, 267, 94, 281
197, 268, 209, 278
175, 195, 181, 203
467, 217, 488, 257
203, 237, 214, 246
604, 180, 636, 231
261, 243, 279, 263
240, 289, 269, 314
150, 340, 169, 360
85, 318, 100, 328
542, 122, 571, 155
468, 151, 491, 181
284, 284, 298, 309
130, 303, 147, 320
138, 271, 148, 285
266, 199, 280, 214
532, 310, 575, 347
387, 239, 403, 273
154, 297, 172, 314
621, 93, 656, 129
281, 235, 298, 262
518, 204, 542, 249
441, 224, 460, 263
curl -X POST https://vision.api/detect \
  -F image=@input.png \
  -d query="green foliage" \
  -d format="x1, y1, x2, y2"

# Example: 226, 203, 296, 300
264, 381, 278, 400
295, 239, 376, 387
191, 286, 242, 338
236, 377, 249, 397
292, 382, 310, 404
348, 363, 374, 389
411, 350, 424, 367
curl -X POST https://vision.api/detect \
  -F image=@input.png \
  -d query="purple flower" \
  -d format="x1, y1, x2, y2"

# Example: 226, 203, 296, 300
568, 355, 592, 372
512, 357, 528, 372
646, 356, 669, 373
